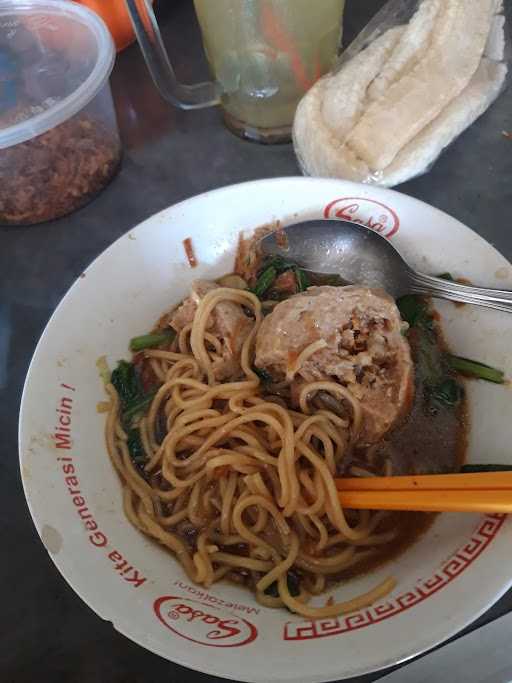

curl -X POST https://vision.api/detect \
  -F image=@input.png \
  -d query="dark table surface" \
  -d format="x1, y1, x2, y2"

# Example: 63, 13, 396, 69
2, 1, 512, 682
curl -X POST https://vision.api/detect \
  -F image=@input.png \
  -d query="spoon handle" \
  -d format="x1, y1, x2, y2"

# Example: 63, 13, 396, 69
409, 272, 512, 314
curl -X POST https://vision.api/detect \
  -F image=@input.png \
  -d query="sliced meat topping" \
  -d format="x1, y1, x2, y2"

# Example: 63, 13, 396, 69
255, 286, 414, 443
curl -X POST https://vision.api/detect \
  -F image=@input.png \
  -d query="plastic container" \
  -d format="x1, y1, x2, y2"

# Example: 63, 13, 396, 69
0, 0, 121, 226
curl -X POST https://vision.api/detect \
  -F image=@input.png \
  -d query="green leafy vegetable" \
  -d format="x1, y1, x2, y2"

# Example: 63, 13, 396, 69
286, 570, 301, 597
447, 355, 505, 384
254, 367, 274, 383
416, 330, 443, 386
127, 428, 146, 465
430, 378, 464, 407
397, 295, 431, 328
264, 581, 279, 598
438, 272, 455, 281
111, 360, 140, 404
264, 572, 301, 599
251, 265, 277, 298
314, 273, 347, 287
110, 360, 156, 425
398, 295, 463, 409
123, 391, 157, 422
461, 464, 512, 473
267, 255, 298, 274
294, 268, 310, 292
130, 329, 175, 352
251, 256, 314, 299
398, 295, 504, 392
252, 256, 312, 299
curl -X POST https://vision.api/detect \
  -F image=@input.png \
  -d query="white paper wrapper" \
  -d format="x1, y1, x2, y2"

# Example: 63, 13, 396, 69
293, 0, 509, 187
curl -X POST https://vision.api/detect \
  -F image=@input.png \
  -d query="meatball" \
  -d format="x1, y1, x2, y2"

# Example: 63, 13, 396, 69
170, 280, 253, 380
255, 286, 414, 443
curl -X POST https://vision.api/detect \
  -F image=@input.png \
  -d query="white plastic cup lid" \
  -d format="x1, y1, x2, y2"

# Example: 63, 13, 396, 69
0, 0, 115, 149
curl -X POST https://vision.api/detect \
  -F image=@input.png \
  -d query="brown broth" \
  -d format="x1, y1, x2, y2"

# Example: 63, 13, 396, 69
373, 326, 468, 477
332, 323, 468, 584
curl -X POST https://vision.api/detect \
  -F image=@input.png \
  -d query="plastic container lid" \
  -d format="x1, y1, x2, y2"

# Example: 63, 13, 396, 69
0, 0, 115, 150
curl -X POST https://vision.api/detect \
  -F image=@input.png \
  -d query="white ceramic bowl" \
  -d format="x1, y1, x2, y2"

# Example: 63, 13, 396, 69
19, 178, 512, 682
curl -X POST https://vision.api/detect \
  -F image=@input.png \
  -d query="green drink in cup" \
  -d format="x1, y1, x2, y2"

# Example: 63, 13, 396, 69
125, 0, 345, 143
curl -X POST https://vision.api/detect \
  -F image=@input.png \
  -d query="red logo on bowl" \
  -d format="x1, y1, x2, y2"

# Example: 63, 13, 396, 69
154, 596, 258, 647
324, 197, 400, 238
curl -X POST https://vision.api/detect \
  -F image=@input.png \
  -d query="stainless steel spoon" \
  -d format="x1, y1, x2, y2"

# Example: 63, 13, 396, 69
259, 219, 512, 314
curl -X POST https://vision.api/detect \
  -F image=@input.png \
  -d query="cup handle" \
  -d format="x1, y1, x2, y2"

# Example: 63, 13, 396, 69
124, 0, 220, 109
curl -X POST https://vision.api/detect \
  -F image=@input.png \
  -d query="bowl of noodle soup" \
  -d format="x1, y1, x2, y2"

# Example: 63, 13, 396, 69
20, 178, 512, 682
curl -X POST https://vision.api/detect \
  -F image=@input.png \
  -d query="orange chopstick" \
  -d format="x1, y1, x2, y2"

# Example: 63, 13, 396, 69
334, 473, 512, 513
335, 472, 512, 492
337, 488, 512, 513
